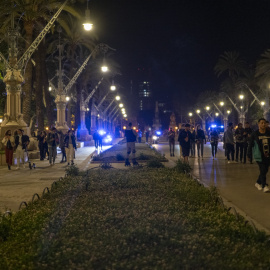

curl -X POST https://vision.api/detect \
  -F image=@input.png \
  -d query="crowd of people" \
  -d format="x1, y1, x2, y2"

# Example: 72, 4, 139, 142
1, 127, 77, 170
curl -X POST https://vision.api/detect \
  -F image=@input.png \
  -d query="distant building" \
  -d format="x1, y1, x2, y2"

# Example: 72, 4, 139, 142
138, 81, 153, 111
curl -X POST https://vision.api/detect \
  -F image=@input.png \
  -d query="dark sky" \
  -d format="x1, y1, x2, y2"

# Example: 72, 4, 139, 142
91, 0, 270, 105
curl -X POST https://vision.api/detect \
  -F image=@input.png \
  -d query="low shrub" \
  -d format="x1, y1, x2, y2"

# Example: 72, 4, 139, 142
0, 213, 12, 242
146, 159, 165, 168
65, 164, 80, 176
174, 158, 192, 173
138, 152, 150, 160
100, 162, 113, 169
116, 153, 125, 161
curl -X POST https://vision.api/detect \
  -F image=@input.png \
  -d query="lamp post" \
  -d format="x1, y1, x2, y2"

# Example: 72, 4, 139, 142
195, 109, 206, 131
0, 1, 69, 137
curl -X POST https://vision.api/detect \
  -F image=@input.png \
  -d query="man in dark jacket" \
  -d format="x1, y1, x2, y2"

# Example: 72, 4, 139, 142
248, 118, 270, 192
243, 122, 253, 164
178, 124, 192, 163
235, 123, 244, 162
125, 122, 138, 166
224, 123, 235, 163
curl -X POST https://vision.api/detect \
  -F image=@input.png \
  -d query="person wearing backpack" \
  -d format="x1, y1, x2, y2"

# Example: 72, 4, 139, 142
2, 130, 15, 170
248, 118, 270, 193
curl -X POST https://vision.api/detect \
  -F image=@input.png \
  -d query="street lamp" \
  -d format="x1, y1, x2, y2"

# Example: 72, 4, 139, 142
83, 0, 93, 31
206, 106, 210, 111
196, 109, 200, 114
188, 112, 193, 117
220, 101, 224, 107
227, 110, 231, 114
215, 112, 219, 116
115, 95, 120, 101
119, 103, 123, 108
239, 94, 244, 100
65, 96, 70, 101
261, 101, 265, 106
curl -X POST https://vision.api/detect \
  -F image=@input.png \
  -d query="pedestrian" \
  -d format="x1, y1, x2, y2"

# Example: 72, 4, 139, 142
178, 123, 192, 163
168, 127, 176, 156
224, 122, 235, 164
98, 130, 105, 150
93, 130, 99, 149
190, 128, 196, 158
37, 131, 46, 160
196, 124, 206, 159
64, 130, 76, 166
243, 122, 253, 164
210, 128, 219, 159
124, 122, 138, 166
235, 123, 244, 163
248, 118, 270, 192
47, 127, 59, 165
2, 130, 15, 170
138, 129, 142, 143
145, 130, 149, 143
58, 130, 67, 163
14, 129, 30, 169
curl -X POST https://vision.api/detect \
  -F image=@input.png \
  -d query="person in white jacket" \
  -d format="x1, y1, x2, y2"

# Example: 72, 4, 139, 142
2, 130, 15, 170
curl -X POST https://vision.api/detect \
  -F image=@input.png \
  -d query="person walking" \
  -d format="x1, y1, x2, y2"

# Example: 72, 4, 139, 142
145, 130, 149, 143
190, 129, 196, 158
210, 128, 219, 159
2, 130, 15, 170
248, 118, 270, 192
93, 130, 99, 149
47, 127, 59, 165
58, 130, 67, 163
168, 127, 176, 156
178, 124, 192, 163
14, 129, 30, 169
235, 123, 245, 163
196, 124, 206, 159
224, 123, 235, 164
243, 122, 253, 164
125, 122, 138, 166
37, 131, 46, 160
64, 130, 76, 166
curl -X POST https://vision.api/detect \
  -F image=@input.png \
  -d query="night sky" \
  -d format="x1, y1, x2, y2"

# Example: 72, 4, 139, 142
91, 0, 270, 107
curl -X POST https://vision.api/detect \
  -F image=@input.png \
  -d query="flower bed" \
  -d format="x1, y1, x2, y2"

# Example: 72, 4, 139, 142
1, 168, 270, 269
92, 143, 167, 163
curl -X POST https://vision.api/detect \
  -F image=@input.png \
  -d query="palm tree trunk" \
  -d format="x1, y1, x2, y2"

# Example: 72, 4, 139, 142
22, 21, 34, 126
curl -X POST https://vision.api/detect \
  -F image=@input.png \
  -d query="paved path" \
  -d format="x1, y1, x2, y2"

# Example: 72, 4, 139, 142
155, 141, 270, 233
0, 143, 116, 212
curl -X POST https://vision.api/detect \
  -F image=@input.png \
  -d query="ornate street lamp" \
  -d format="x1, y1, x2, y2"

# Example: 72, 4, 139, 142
83, 0, 93, 31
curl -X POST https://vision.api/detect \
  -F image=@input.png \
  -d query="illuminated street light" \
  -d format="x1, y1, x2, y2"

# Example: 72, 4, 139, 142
110, 85, 116, 91
49, 86, 52, 91
188, 112, 193, 117
101, 65, 108, 72
227, 110, 231, 114
196, 109, 200, 114
239, 94, 244, 100
115, 95, 120, 101
206, 106, 210, 111
83, 0, 93, 31
261, 101, 265, 106
65, 96, 70, 101
220, 101, 224, 106
215, 112, 219, 116
119, 103, 123, 108
240, 106, 243, 109
124, 114, 127, 117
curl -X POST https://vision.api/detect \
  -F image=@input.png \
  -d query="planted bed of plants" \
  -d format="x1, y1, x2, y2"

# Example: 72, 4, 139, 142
92, 143, 167, 163
1, 165, 270, 269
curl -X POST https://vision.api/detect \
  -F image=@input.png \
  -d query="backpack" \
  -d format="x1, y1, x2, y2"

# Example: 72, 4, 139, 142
253, 141, 262, 162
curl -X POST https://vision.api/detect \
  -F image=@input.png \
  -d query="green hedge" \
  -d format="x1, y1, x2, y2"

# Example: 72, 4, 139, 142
0, 169, 270, 269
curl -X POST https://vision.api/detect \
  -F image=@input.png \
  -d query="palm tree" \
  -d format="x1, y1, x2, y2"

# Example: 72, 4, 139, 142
214, 51, 248, 83
255, 49, 270, 88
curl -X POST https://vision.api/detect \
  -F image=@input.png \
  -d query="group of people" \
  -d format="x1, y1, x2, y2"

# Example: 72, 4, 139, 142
37, 128, 77, 166
2, 129, 30, 170
1, 127, 77, 170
